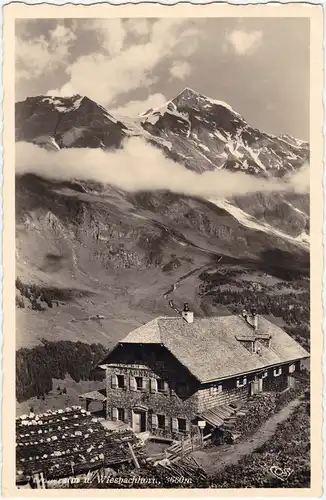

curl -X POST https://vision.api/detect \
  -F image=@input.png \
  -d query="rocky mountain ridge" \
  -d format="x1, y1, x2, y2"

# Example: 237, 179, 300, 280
16, 88, 309, 175
15, 88, 310, 350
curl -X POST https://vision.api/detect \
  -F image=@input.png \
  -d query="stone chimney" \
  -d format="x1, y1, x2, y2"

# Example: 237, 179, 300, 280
182, 303, 194, 324
243, 308, 258, 330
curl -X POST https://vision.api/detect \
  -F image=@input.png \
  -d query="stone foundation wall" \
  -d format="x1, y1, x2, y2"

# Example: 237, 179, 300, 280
106, 378, 198, 437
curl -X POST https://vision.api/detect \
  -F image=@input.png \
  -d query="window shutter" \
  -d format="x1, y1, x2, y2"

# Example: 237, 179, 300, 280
129, 376, 137, 391
217, 383, 223, 393
289, 364, 295, 374
164, 416, 170, 429
123, 410, 129, 424
164, 381, 169, 394
171, 417, 178, 432
111, 374, 118, 389
151, 414, 158, 429
237, 377, 247, 388
112, 408, 118, 421
150, 378, 158, 393
185, 419, 190, 433
142, 378, 148, 391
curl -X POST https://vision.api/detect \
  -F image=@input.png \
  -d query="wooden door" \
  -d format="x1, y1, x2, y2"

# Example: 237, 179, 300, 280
258, 377, 263, 393
133, 410, 146, 433
251, 377, 262, 395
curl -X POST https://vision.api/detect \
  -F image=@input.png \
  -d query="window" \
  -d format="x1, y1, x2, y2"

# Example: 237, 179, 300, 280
150, 378, 158, 393
157, 379, 165, 392
177, 418, 187, 433
112, 407, 125, 421
289, 364, 296, 374
135, 376, 143, 390
209, 383, 222, 396
262, 371, 268, 379
157, 414, 165, 430
273, 367, 282, 377
117, 375, 125, 389
117, 408, 125, 421
236, 376, 247, 388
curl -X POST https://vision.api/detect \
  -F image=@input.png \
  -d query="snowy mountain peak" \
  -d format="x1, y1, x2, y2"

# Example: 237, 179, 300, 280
16, 91, 309, 178
176, 87, 201, 97
172, 87, 242, 117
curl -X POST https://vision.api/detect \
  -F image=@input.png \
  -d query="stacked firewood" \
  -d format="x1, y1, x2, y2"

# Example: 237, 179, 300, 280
222, 388, 305, 441
16, 407, 140, 480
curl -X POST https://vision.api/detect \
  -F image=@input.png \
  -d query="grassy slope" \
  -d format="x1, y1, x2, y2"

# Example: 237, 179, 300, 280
16, 376, 104, 415
211, 399, 310, 488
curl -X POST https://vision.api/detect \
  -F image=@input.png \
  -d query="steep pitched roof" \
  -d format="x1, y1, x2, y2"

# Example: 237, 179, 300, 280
105, 315, 309, 384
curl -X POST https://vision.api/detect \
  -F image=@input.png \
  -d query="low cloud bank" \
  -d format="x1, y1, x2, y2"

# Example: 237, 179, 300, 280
15, 137, 309, 198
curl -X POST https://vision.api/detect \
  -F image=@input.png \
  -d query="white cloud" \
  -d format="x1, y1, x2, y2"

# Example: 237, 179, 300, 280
16, 139, 309, 198
169, 61, 192, 80
226, 29, 263, 55
46, 82, 76, 98
53, 19, 200, 107
50, 24, 77, 55
84, 19, 126, 56
109, 93, 167, 117
125, 19, 150, 37
16, 24, 76, 81
178, 28, 201, 57
16, 36, 51, 80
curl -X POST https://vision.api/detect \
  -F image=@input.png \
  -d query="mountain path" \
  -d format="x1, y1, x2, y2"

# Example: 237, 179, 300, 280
191, 398, 301, 475
163, 257, 222, 313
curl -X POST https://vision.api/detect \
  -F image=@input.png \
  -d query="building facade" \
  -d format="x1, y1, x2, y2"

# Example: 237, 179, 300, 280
85, 307, 309, 438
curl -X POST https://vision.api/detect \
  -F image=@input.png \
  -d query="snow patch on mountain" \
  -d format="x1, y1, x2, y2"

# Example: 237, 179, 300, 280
205, 97, 242, 117
283, 200, 309, 219
176, 87, 242, 116
33, 135, 60, 151
61, 127, 87, 147
295, 232, 310, 244
143, 114, 160, 126
246, 147, 267, 172
214, 130, 227, 142
279, 134, 307, 148
209, 199, 309, 249
199, 143, 210, 152
41, 96, 84, 113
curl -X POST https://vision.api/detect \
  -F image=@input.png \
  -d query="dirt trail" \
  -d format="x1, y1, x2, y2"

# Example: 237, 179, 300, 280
163, 257, 223, 313
192, 398, 301, 475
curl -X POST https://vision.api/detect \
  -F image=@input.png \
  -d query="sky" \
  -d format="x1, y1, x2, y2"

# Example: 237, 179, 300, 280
15, 17, 310, 140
